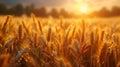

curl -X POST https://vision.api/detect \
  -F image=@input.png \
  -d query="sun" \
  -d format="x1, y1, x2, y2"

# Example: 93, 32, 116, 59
80, 6, 87, 14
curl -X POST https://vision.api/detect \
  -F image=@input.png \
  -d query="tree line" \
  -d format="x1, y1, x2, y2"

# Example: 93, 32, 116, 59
0, 2, 120, 18
0, 3, 71, 18
89, 7, 120, 17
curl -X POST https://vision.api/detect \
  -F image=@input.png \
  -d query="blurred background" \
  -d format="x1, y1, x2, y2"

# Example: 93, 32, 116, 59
0, 0, 120, 18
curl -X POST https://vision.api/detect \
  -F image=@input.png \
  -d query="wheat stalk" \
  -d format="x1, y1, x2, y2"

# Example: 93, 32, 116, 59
47, 27, 52, 42
15, 47, 28, 62
22, 21, 29, 34
38, 20, 43, 34
2, 16, 10, 33
18, 24, 22, 39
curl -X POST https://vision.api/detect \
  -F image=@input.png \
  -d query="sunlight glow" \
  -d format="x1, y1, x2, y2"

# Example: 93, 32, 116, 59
80, 6, 87, 14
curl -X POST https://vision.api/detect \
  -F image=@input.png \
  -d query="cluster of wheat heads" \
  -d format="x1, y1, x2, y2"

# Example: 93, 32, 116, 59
0, 15, 120, 67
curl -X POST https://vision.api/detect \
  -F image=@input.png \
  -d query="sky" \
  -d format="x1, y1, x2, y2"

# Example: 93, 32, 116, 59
0, 0, 120, 14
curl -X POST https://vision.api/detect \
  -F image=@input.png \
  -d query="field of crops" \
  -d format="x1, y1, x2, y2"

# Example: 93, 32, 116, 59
0, 15, 120, 67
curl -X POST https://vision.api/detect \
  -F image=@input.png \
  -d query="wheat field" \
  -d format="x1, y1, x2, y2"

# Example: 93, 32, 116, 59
0, 15, 120, 67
